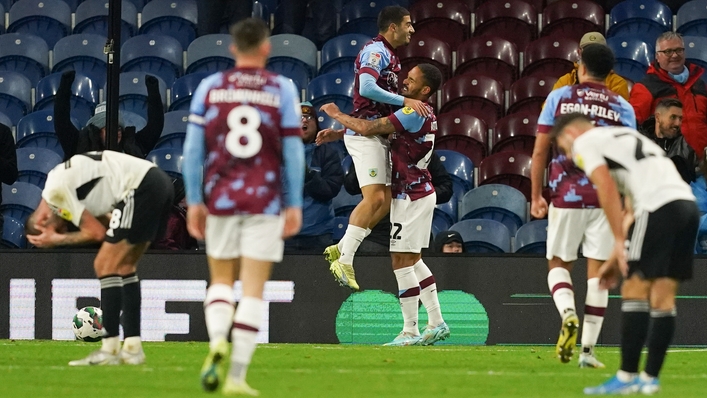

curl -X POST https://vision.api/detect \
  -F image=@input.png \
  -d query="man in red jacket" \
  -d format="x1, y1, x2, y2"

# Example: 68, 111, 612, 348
629, 32, 707, 157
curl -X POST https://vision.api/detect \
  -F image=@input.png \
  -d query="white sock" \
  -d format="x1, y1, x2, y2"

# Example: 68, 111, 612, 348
204, 283, 235, 349
413, 259, 444, 327
339, 225, 367, 265
101, 336, 120, 355
122, 336, 142, 354
230, 296, 263, 382
582, 277, 608, 351
548, 267, 575, 319
617, 370, 637, 382
394, 266, 420, 335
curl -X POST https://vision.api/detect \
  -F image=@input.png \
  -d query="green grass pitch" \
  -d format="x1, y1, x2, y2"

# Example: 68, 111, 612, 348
1, 341, 705, 397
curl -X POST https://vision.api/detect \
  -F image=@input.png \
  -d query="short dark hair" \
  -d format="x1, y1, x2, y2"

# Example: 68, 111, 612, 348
416, 63, 442, 97
656, 97, 683, 111
581, 44, 615, 80
377, 6, 410, 33
229, 17, 270, 54
548, 113, 593, 142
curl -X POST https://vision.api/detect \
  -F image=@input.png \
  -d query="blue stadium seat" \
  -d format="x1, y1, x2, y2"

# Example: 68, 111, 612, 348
307, 72, 355, 115
60, 0, 82, 12
0, 181, 43, 222
154, 110, 188, 150
120, 34, 183, 86
0, 111, 12, 128
126, 0, 146, 11
435, 149, 474, 198
7, 0, 71, 48
695, 212, 707, 254
120, 110, 147, 131
676, 0, 707, 37
139, 0, 197, 50
338, 0, 400, 37
514, 219, 548, 254
15, 110, 75, 158
332, 186, 361, 217
332, 216, 349, 242
0, 32, 50, 86
0, 3, 5, 34
607, 36, 653, 84
266, 63, 307, 98
459, 184, 526, 235
1, 216, 27, 248
267, 34, 318, 89
34, 72, 99, 126
52, 33, 108, 89
170, 72, 210, 112
15, 147, 63, 188
431, 212, 454, 239
449, 219, 511, 253
147, 147, 183, 179
316, 110, 344, 131
607, 0, 672, 45
434, 190, 459, 232
684, 35, 707, 71
74, 0, 138, 46
115, 72, 168, 120
0, 71, 32, 126
185, 34, 234, 75
319, 33, 369, 75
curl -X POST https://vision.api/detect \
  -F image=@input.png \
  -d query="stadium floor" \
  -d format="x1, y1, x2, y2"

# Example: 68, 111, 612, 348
1, 341, 705, 397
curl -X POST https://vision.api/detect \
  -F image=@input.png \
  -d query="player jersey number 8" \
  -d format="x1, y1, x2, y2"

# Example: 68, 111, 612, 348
225, 105, 263, 159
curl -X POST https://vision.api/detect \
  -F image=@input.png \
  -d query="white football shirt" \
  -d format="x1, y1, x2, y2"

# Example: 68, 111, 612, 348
42, 151, 155, 226
572, 126, 695, 214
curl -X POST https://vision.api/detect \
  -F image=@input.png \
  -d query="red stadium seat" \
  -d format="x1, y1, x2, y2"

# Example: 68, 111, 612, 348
474, 0, 538, 51
541, 0, 605, 43
439, 74, 504, 127
478, 0, 545, 12
522, 36, 579, 78
507, 75, 557, 115
397, 34, 453, 85
455, 35, 519, 90
491, 112, 538, 156
410, 0, 471, 50
478, 150, 533, 200
435, 112, 488, 165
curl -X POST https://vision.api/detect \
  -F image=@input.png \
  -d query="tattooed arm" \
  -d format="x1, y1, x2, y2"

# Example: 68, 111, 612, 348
320, 103, 396, 137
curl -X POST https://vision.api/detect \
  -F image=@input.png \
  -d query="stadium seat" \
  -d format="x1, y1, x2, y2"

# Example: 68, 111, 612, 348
514, 219, 548, 253
455, 35, 519, 90
154, 110, 188, 150
478, 150, 533, 201
0, 3, 5, 34
506, 76, 557, 116
332, 216, 349, 242
0, 32, 50, 86
15, 110, 74, 158
541, 0, 605, 43
436, 149, 474, 198
120, 110, 147, 131
0, 181, 42, 222
522, 36, 579, 78
146, 148, 183, 179
434, 190, 460, 232
684, 36, 707, 71
7, 0, 71, 48
185, 34, 234, 75
607, 0, 672, 45
431, 212, 454, 239
492, 112, 538, 156
268, 34, 317, 86
449, 219, 511, 253
338, 0, 399, 37
332, 186, 362, 218
15, 147, 63, 189
52, 33, 108, 89
316, 110, 344, 131
0, 111, 12, 128
139, 0, 197, 50
74, 0, 138, 45
459, 183, 526, 235
170, 72, 210, 112
677, 0, 707, 37
0, 71, 32, 127
34, 72, 99, 126
307, 72, 356, 115
126, 0, 146, 11
1, 216, 26, 248
398, 34, 453, 84
435, 112, 487, 166
116, 72, 168, 120
319, 34, 369, 75
439, 74, 504, 127
409, 0, 471, 50
606, 36, 653, 84
474, 0, 538, 51
120, 34, 183, 87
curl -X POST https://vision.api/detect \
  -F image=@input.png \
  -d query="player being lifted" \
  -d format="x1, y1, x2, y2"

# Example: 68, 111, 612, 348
321, 64, 449, 346
183, 18, 304, 396
317, 5, 428, 291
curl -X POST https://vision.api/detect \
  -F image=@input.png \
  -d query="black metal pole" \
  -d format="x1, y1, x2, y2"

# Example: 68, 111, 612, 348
104, 0, 122, 151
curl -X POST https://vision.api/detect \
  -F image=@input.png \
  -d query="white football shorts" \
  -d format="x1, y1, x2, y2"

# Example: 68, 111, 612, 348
344, 134, 391, 187
389, 192, 436, 253
546, 205, 613, 262
205, 213, 285, 262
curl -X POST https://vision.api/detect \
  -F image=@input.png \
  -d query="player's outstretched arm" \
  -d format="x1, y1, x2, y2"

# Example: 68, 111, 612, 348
321, 103, 395, 136
358, 73, 430, 117
315, 128, 345, 145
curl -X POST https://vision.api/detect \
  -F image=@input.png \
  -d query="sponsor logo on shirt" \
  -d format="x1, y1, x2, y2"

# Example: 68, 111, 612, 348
367, 52, 382, 68
402, 107, 414, 115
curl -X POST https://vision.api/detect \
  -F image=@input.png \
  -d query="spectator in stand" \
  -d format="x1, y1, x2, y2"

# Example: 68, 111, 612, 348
0, 122, 18, 242
638, 98, 701, 183
54, 70, 164, 161
630, 32, 707, 157
285, 102, 344, 253
151, 179, 198, 251
551, 32, 629, 101
434, 230, 464, 253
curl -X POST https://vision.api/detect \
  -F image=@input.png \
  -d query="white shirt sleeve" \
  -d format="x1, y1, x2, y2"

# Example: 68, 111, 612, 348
42, 177, 85, 227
